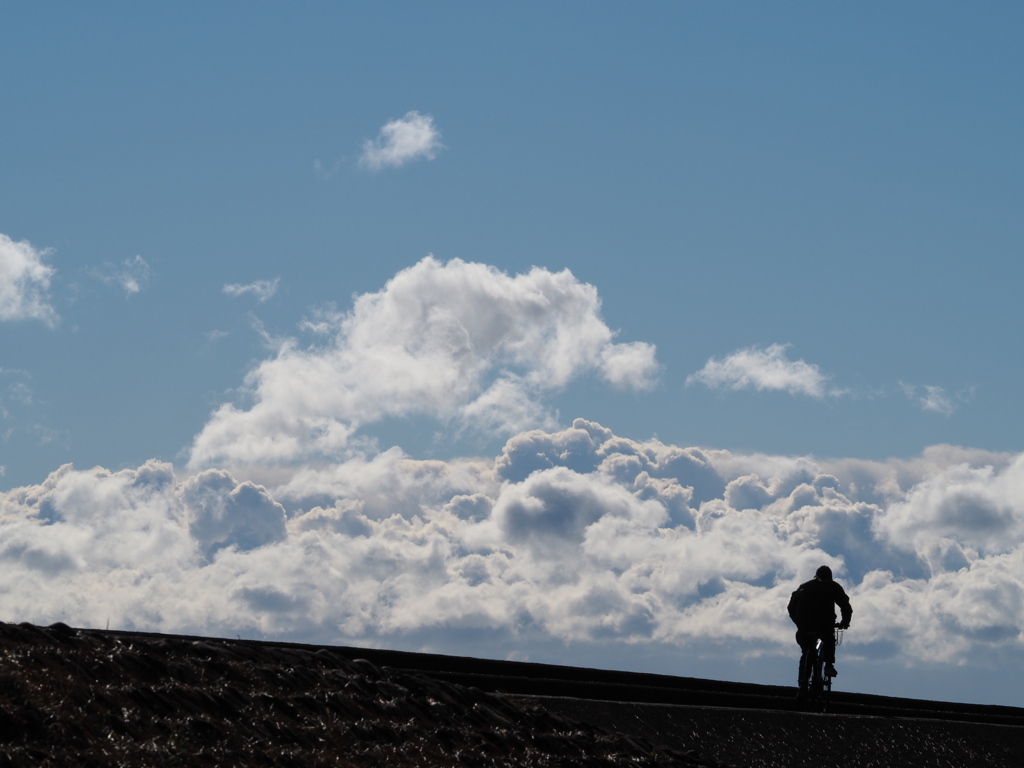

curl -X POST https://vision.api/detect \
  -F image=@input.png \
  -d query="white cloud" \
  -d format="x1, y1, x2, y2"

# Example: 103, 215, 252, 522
223, 278, 280, 303
359, 111, 444, 171
89, 254, 152, 295
187, 257, 658, 468
687, 344, 830, 398
0, 233, 58, 326
600, 342, 660, 390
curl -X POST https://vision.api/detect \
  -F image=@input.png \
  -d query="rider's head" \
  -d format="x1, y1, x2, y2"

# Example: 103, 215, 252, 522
815, 565, 833, 582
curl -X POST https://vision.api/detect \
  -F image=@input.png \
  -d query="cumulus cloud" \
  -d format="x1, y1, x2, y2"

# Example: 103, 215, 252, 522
182, 469, 287, 561
89, 255, 152, 296
0, 233, 57, 326
359, 111, 443, 170
4, 420, 1024, 683
687, 344, 832, 398
187, 257, 659, 468
223, 278, 280, 303
876, 456, 1024, 558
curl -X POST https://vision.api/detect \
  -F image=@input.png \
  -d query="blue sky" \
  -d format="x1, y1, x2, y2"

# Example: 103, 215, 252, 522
2, 3, 1024, 706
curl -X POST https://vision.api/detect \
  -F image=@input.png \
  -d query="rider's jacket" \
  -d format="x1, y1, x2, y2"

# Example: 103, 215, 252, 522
788, 577, 852, 632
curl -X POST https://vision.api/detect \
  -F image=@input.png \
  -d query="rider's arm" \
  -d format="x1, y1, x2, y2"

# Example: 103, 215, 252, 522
787, 589, 801, 625
835, 585, 852, 628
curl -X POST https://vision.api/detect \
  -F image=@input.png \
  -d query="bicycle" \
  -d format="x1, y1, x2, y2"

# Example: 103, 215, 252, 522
799, 625, 845, 712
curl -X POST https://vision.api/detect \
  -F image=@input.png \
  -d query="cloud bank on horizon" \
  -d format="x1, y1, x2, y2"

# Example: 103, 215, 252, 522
2, 419, 1022, 672
2, 255, 1022, 683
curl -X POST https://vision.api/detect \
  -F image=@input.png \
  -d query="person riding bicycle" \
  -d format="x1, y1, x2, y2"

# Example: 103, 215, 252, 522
787, 565, 852, 697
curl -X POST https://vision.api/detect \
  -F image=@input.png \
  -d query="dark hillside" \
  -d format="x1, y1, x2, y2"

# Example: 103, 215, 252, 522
2, 622, 1023, 767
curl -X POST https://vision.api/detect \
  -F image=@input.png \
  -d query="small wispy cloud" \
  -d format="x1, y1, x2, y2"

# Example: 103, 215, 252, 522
312, 159, 344, 180
0, 368, 33, 421
687, 343, 832, 398
90, 255, 152, 296
920, 385, 954, 415
223, 278, 280, 303
900, 382, 973, 415
689, 343, 973, 415
359, 111, 443, 171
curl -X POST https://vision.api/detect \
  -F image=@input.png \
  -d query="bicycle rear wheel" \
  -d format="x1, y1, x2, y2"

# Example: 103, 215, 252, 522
807, 645, 827, 711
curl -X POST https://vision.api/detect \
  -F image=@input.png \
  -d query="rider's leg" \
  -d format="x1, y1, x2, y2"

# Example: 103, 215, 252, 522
795, 630, 815, 693
822, 631, 837, 664
821, 628, 838, 676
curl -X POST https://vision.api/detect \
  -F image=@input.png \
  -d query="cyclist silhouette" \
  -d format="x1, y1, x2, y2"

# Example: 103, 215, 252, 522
787, 565, 852, 699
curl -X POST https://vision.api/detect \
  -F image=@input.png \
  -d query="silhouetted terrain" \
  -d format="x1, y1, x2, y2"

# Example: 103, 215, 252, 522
2, 622, 1023, 767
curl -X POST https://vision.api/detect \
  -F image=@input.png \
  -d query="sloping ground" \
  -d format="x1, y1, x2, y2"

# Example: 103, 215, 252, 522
1, 622, 1023, 767
0, 622, 719, 767
523, 697, 1024, 768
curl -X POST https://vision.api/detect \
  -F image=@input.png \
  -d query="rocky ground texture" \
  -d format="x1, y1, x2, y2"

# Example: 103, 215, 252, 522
1, 622, 1023, 767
